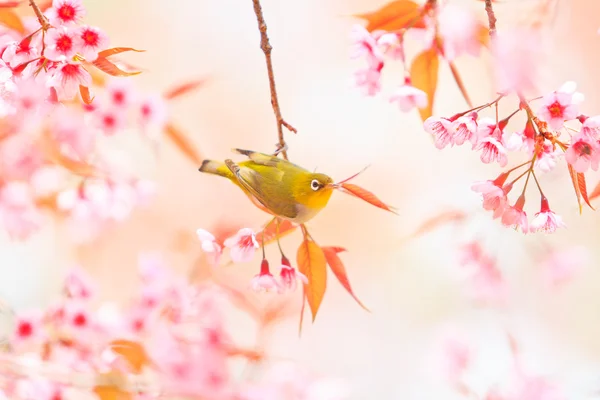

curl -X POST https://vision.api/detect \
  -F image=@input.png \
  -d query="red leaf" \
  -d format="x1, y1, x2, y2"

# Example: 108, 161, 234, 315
163, 78, 209, 100
590, 180, 600, 201
79, 85, 94, 105
296, 238, 327, 322
567, 163, 582, 213
322, 246, 369, 312
577, 172, 594, 210
256, 218, 298, 245
163, 122, 203, 165
97, 47, 145, 59
0, 9, 23, 33
338, 182, 398, 215
91, 57, 141, 77
0, 1, 21, 7
355, 0, 427, 32
409, 209, 467, 239
410, 47, 439, 121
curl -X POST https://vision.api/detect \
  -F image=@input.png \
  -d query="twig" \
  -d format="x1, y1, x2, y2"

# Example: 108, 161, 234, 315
250, 0, 296, 160
28, 0, 51, 30
484, 0, 497, 38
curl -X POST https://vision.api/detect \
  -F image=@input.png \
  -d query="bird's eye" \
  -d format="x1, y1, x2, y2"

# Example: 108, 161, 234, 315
311, 179, 320, 191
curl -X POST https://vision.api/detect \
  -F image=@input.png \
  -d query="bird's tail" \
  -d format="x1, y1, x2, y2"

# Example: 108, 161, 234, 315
198, 159, 227, 177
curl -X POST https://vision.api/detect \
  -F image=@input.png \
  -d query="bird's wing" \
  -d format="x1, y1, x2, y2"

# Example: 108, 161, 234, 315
230, 148, 279, 167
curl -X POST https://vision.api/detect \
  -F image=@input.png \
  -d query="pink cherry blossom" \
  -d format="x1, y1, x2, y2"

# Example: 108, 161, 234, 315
478, 137, 508, 166
452, 112, 478, 146
138, 93, 168, 129
45, 0, 86, 26
350, 24, 384, 68
93, 103, 127, 135
46, 62, 92, 101
63, 267, 95, 300
223, 227, 259, 263
389, 82, 428, 112
12, 310, 43, 344
44, 26, 83, 62
354, 66, 382, 96
77, 25, 109, 61
49, 106, 95, 158
196, 228, 223, 265
537, 91, 578, 131
376, 32, 404, 60
472, 175, 511, 213
251, 259, 281, 292
534, 141, 562, 173
0, 181, 44, 239
278, 256, 308, 292
437, 3, 482, 61
500, 195, 528, 233
424, 116, 454, 149
565, 133, 600, 173
2, 39, 39, 69
529, 197, 566, 234
581, 115, 600, 140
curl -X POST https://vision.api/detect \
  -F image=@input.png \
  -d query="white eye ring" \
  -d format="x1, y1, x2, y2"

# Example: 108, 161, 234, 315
311, 179, 320, 191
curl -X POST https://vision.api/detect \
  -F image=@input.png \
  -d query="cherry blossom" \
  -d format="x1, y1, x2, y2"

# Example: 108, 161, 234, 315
424, 116, 455, 149
278, 256, 308, 292
251, 259, 281, 292
77, 25, 108, 61
223, 228, 259, 263
45, 0, 86, 26
500, 195, 528, 233
196, 228, 223, 265
46, 61, 92, 101
565, 133, 600, 173
44, 26, 83, 62
452, 112, 479, 146
389, 80, 428, 112
529, 197, 566, 234
437, 3, 482, 61
537, 89, 578, 131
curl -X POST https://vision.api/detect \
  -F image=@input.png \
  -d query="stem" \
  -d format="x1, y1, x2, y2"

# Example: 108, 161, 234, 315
250, 0, 296, 160
531, 170, 545, 197
484, 0, 497, 38
28, 0, 51, 30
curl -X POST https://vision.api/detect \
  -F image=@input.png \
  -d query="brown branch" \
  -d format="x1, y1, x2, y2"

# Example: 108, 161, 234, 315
28, 0, 50, 30
484, 0, 497, 38
250, 0, 296, 160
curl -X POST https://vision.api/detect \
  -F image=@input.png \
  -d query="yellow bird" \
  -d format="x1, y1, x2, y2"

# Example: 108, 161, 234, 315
198, 146, 335, 224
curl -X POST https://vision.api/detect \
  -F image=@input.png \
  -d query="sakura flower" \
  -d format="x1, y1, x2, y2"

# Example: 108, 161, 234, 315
138, 93, 168, 129
537, 91, 578, 131
196, 228, 223, 265
14, 379, 64, 400
437, 3, 481, 61
376, 32, 404, 60
565, 133, 600, 173
0, 181, 44, 239
477, 137, 508, 167
350, 24, 384, 68
501, 195, 528, 233
529, 197, 566, 234
93, 104, 127, 135
534, 141, 562, 173
50, 106, 95, 158
105, 76, 137, 108
471, 175, 510, 212
46, 62, 92, 101
251, 259, 281, 292
540, 246, 588, 289
2, 39, 39, 69
581, 115, 600, 140
44, 26, 83, 62
45, 0, 86, 26
354, 67, 382, 96
63, 267, 95, 300
423, 116, 454, 149
452, 112, 478, 146
389, 81, 427, 112
223, 228, 259, 263
30, 166, 65, 198
77, 25, 109, 61
12, 310, 43, 344
441, 337, 472, 383
278, 256, 308, 292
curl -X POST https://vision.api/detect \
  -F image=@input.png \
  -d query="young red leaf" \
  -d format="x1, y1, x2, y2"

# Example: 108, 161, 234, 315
91, 57, 141, 77
590, 180, 600, 201
355, 0, 426, 32
322, 246, 369, 312
408, 209, 467, 239
296, 238, 327, 322
97, 47, 145, 59
256, 218, 298, 246
79, 85, 94, 105
94, 381, 132, 400
0, 9, 23, 33
410, 47, 439, 122
338, 182, 398, 215
163, 78, 209, 101
567, 163, 583, 213
163, 122, 203, 165
577, 172, 595, 210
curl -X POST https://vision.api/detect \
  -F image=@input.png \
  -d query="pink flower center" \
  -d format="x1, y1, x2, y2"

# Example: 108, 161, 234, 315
112, 91, 125, 104
547, 101, 564, 118
72, 312, 87, 327
17, 321, 33, 338
82, 30, 99, 46
61, 63, 80, 77
55, 34, 73, 53
57, 4, 76, 21
238, 235, 254, 248
573, 140, 592, 157
141, 104, 151, 117
103, 114, 116, 128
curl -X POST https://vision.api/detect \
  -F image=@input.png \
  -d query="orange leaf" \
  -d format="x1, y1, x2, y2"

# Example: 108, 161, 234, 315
355, 0, 426, 32
338, 182, 398, 215
410, 47, 439, 121
79, 85, 94, 105
409, 209, 467, 238
107, 339, 152, 374
322, 246, 369, 311
590, 180, 600, 201
41, 130, 98, 177
577, 172, 594, 210
92, 57, 141, 77
0, 1, 21, 7
256, 218, 298, 245
163, 78, 209, 100
296, 238, 327, 321
477, 22, 491, 48
567, 163, 582, 213
94, 385, 131, 400
164, 122, 203, 165
0, 9, 23, 33
97, 47, 145, 59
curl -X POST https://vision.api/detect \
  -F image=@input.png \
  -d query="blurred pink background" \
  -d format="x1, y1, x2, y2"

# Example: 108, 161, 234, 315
3, 0, 600, 398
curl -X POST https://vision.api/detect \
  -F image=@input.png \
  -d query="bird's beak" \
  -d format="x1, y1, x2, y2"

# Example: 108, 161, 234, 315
328, 183, 340, 189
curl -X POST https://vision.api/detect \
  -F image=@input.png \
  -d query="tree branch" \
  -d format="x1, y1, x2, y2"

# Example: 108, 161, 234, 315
28, 0, 50, 30
250, 0, 296, 160
484, 0, 497, 38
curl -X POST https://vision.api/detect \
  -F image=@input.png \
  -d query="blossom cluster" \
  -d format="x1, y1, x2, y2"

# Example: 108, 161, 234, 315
1, 256, 347, 399
196, 227, 308, 293
0, 0, 170, 242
